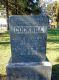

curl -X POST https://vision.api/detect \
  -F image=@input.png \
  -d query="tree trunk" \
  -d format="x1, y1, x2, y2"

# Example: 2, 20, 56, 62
6, 0, 9, 30
15, 0, 18, 15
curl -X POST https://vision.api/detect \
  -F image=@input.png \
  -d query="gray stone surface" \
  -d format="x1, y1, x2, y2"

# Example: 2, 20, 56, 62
9, 15, 49, 62
7, 62, 52, 80
8, 15, 52, 80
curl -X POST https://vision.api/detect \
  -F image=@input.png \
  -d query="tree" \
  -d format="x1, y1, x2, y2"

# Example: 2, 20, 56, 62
56, 8, 59, 26
0, 0, 41, 15
26, 0, 41, 15
46, 1, 59, 27
6, 0, 41, 15
0, 0, 41, 30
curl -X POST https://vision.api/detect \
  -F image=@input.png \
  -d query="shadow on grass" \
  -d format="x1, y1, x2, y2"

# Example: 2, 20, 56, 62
47, 39, 59, 43
48, 29, 59, 36
52, 64, 59, 80
47, 48, 59, 51
55, 57, 59, 62
0, 35, 10, 37
0, 42, 10, 44
0, 31, 8, 34
0, 31, 9, 37
47, 29, 59, 43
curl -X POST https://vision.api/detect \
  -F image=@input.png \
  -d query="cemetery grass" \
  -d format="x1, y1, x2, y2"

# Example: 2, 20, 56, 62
47, 28, 59, 65
0, 32, 11, 75
47, 28, 59, 80
0, 29, 59, 79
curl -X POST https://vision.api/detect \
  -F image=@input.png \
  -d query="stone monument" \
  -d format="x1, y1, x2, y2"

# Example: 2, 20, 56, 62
7, 14, 52, 80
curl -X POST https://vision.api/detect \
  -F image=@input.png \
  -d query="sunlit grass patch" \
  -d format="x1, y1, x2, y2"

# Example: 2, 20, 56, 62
0, 44, 11, 75
47, 29, 59, 65
0, 32, 11, 75
46, 42, 59, 65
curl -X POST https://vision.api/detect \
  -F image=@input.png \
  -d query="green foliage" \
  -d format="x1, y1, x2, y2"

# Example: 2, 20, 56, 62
8, 0, 41, 15
47, 1, 57, 18
47, 1, 59, 26
26, 0, 41, 15
0, 0, 41, 15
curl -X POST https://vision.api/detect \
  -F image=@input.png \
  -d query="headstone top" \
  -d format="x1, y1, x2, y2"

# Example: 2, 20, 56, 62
9, 14, 49, 27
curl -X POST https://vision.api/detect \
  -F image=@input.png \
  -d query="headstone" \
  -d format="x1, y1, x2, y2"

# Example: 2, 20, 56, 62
7, 14, 52, 80
9, 15, 48, 63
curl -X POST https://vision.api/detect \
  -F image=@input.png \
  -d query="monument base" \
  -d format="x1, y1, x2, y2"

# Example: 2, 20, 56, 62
7, 62, 52, 80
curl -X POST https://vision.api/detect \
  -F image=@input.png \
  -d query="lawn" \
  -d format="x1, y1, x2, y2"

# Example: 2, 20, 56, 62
47, 29, 59, 65
0, 29, 59, 80
0, 32, 11, 75
47, 29, 59, 80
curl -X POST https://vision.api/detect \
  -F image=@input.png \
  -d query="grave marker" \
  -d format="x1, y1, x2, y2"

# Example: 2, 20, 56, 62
9, 15, 48, 62
7, 14, 52, 80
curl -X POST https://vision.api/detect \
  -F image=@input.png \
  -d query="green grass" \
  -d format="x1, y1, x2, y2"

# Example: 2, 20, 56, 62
0, 32, 11, 75
0, 29, 59, 80
47, 29, 59, 80
47, 29, 59, 65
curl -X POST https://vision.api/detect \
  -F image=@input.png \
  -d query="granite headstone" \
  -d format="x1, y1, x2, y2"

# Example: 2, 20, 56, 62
9, 14, 49, 63
7, 14, 52, 80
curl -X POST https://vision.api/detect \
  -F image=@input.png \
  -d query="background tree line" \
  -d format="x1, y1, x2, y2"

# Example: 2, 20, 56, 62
46, 1, 59, 27
0, 0, 41, 30
0, 0, 41, 15
0, 0, 59, 28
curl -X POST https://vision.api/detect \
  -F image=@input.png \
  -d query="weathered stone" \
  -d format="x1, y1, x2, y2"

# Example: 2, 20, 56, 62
9, 15, 49, 62
7, 62, 52, 80
7, 14, 52, 80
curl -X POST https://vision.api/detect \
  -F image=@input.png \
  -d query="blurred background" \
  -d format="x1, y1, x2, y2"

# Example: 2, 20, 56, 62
0, 0, 59, 80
